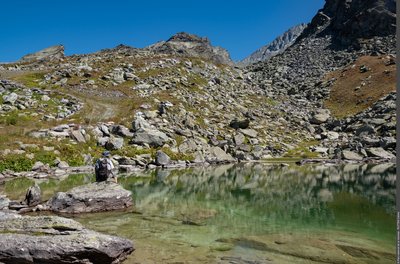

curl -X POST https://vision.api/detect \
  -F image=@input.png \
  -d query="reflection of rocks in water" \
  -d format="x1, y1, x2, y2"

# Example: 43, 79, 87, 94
122, 163, 395, 233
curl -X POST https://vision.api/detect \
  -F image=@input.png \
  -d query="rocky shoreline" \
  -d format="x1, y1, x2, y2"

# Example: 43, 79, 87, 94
0, 211, 134, 264
0, 181, 135, 263
0, 153, 395, 182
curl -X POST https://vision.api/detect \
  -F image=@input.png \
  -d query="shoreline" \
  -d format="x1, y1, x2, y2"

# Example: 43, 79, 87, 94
0, 156, 395, 182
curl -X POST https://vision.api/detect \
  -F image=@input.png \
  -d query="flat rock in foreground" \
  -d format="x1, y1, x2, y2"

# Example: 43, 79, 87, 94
47, 182, 132, 213
0, 212, 134, 264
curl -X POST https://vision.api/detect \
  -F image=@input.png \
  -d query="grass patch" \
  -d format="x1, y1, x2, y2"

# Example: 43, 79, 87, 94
160, 147, 194, 161
12, 72, 46, 88
0, 154, 34, 172
283, 140, 320, 159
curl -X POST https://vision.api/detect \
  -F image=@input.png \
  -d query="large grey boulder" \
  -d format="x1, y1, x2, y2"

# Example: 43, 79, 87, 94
70, 129, 86, 143
132, 114, 152, 132
240, 129, 258, 138
310, 109, 330, 124
0, 213, 134, 264
155, 150, 171, 166
366, 147, 395, 160
46, 182, 132, 213
206, 147, 236, 163
24, 184, 41, 206
3, 92, 18, 105
105, 136, 124, 150
131, 128, 170, 147
342, 150, 363, 161
234, 133, 245, 145
111, 125, 133, 137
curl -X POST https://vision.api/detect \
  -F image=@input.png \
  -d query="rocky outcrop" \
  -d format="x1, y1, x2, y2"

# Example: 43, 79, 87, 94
46, 182, 132, 213
19, 45, 65, 63
147, 32, 233, 65
0, 212, 134, 264
302, 0, 397, 45
241, 23, 307, 65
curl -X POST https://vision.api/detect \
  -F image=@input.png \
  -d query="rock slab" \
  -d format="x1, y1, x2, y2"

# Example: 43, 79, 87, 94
46, 182, 133, 213
0, 212, 134, 264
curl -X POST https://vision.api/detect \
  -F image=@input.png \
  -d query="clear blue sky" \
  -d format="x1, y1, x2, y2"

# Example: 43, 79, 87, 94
1, 0, 324, 62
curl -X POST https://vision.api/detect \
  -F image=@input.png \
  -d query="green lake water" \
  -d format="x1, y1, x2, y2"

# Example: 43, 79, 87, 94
1, 163, 396, 263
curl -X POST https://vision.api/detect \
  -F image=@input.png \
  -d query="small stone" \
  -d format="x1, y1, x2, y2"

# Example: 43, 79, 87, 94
41, 95, 51, 101
32, 161, 45, 171
57, 161, 69, 169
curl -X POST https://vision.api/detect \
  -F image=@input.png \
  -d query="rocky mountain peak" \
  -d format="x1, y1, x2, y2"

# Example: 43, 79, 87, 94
301, 0, 396, 45
147, 32, 233, 65
167, 32, 210, 44
240, 23, 307, 66
19, 45, 65, 63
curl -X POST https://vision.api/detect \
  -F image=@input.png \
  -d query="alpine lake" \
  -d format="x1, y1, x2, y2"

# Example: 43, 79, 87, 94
1, 162, 396, 264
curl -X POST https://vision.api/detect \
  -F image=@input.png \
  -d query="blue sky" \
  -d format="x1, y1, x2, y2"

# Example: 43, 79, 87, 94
1, 0, 324, 62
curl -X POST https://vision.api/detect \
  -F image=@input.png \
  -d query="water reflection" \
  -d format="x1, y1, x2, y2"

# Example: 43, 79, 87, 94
117, 163, 395, 241
1, 162, 396, 256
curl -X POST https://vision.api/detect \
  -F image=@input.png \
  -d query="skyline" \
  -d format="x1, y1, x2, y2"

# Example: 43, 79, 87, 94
1, 0, 325, 62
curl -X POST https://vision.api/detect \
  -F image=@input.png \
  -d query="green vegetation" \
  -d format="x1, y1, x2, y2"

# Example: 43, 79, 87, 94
0, 154, 35, 172
12, 72, 46, 88
160, 147, 194, 161
283, 140, 320, 159
0, 112, 32, 126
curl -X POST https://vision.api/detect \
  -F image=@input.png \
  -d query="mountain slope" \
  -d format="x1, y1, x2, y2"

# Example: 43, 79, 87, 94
0, 0, 397, 174
241, 23, 306, 66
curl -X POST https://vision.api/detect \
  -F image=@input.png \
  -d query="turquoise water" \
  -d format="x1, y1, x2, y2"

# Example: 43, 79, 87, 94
1, 163, 396, 263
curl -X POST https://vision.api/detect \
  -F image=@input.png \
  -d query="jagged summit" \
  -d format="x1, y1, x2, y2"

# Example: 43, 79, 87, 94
240, 23, 307, 66
300, 0, 396, 45
167, 32, 210, 44
19, 45, 64, 63
147, 32, 233, 65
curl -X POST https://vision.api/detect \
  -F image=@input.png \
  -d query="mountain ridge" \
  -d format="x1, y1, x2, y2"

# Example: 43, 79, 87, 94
240, 23, 307, 66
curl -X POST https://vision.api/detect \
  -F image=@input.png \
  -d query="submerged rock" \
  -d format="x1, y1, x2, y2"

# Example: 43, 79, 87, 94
0, 212, 134, 264
46, 182, 132, 213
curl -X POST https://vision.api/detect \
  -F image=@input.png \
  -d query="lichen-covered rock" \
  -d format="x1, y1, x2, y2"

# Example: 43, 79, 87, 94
46, 182, 132, 213
0, 213, 134, 264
